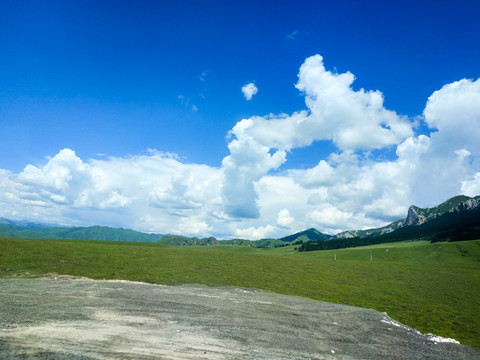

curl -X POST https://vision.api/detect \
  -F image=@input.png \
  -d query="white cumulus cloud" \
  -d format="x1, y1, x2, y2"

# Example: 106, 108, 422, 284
237, 55, 413, 152
1, 56, 479, 240
461, 173, 480, 196
235, 225, 275, 240
277, 209, 294, 228
222, 55, 415, 223
241, 82, 258, 100
0, 149, 224, 236
222, 121, 286, 218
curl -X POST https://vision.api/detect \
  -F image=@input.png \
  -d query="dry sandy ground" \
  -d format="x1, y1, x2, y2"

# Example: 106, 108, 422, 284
0, 278, 479, 359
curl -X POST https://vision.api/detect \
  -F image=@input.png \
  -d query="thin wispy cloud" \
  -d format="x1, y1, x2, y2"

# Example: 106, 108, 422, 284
177, 95, 198, 111
198, 70, 208, 82
198, 70, 209, 99
286, 30, 298, 40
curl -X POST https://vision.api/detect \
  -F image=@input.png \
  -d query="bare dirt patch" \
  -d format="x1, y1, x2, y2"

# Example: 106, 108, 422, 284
1, 278, 479, 359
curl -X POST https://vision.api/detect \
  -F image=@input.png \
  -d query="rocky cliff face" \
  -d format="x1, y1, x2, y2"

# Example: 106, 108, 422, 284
453, 197, 480, 212
402, 206, 427, 226
335, 230, 358, 239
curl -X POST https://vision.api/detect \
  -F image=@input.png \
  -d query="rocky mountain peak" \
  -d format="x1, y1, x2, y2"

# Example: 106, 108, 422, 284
402, 205, 427, 226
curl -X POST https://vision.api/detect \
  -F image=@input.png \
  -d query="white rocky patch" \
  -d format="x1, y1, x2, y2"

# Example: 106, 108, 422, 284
426, 334, 460, 345
381, 313, 460, 344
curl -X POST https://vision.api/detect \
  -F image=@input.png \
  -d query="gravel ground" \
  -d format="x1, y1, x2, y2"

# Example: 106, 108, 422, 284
0, 278, 479, 359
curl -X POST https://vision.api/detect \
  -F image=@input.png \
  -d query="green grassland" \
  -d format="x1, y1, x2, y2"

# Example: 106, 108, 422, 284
1, 237, 479, 349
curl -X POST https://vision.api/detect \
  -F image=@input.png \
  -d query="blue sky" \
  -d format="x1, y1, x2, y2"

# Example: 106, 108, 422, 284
1, 0, 480, 239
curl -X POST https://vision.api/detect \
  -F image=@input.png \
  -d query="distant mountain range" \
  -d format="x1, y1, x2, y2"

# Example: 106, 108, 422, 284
0, 219, 163, 243
1, 195, 479, 248
155, 235, 288, 248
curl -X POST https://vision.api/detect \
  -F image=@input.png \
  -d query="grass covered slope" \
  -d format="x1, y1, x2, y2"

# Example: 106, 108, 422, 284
278, 228, 332, 243
0, 237, 479, 349
0, 223, 163, 243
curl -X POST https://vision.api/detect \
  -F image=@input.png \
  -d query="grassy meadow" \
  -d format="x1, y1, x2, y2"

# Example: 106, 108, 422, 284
0, 237, 479, 349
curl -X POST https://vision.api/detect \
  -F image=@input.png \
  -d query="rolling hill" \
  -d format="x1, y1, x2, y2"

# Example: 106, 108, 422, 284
278, 228, 332, 243
0, 220, 163, 243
